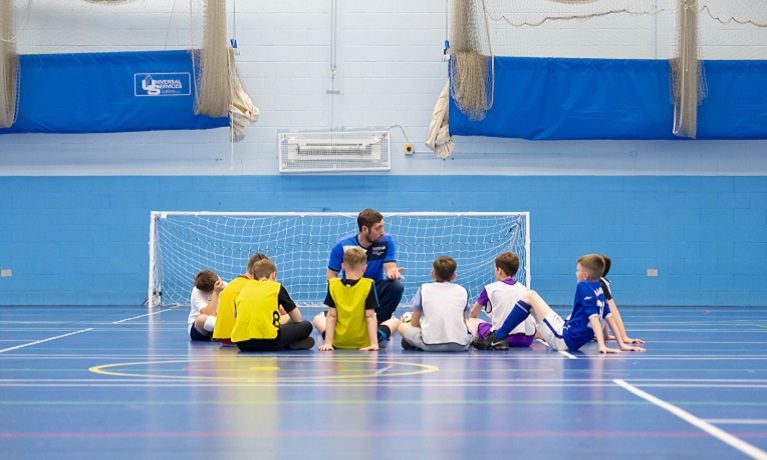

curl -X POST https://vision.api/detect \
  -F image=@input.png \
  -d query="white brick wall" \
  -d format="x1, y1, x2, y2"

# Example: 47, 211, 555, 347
0, 0, 766, 176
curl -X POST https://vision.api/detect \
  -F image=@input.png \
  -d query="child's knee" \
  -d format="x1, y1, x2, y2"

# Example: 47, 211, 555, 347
313, 312, 326, 330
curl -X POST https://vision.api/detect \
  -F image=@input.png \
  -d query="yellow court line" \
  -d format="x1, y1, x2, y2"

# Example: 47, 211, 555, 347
89, 358, 439, 381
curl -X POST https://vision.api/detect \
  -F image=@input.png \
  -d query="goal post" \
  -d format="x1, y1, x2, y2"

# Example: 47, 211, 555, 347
147, 211, 530, 309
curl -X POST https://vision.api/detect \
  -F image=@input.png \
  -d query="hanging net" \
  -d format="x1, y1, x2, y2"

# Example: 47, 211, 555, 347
0, 0, 257, 136
449, 0, 767, 138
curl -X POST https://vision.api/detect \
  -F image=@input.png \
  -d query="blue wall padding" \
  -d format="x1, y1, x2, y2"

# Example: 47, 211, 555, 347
0, 50, 229, 134
449, 58, 767, 140
1, 175, 765, 307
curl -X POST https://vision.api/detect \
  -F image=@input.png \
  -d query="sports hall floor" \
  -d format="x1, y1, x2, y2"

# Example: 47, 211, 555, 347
1, 306, 766, 460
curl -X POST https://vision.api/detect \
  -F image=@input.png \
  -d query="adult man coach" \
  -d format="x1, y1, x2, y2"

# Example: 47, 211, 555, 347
327, 208, 405, 323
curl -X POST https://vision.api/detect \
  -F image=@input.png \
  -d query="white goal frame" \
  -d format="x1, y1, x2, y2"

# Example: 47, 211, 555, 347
148, 211, 530, 308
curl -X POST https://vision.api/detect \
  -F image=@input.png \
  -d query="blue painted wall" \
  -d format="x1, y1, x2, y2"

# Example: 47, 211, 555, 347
1, 175, 764, 307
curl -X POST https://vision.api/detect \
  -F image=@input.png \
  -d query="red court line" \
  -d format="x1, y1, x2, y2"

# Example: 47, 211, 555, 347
2, 430, 767, 439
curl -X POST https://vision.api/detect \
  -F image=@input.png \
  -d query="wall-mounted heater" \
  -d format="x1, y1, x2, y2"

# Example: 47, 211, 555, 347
278, 130, 391, 173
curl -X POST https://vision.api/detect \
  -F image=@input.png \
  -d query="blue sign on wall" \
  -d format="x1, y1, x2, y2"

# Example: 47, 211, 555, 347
0, 50, 228, 134
134, 72, 191, 97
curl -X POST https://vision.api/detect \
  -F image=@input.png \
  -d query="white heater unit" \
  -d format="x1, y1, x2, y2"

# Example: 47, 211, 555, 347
278, 130, 391, 173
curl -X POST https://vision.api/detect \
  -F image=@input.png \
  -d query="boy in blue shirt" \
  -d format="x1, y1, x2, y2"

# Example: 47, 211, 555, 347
474, 254, 645, 354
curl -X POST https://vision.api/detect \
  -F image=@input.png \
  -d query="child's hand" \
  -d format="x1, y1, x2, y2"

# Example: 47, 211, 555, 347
318, 344, 334, 351
624, 336, 645, 344
621, 345, 646, 352
359, 345, 379, 351
599, 346, 622, 354
213, 279, 225, 293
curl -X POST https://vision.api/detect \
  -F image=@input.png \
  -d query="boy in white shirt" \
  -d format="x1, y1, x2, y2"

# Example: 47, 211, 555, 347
467, 252, 536, 350
188, 269, 225, 341
398, 256, 472, 352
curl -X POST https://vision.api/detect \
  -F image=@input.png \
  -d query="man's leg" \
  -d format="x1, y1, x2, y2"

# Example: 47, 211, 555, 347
375, 279, 404, 322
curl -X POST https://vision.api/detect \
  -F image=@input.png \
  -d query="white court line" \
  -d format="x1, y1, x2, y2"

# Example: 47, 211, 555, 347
534, 338, 577, 359
0, 329, 93, 354
112, 309, 168, 324
705, 419, 767, 425
614, 379, 767, 460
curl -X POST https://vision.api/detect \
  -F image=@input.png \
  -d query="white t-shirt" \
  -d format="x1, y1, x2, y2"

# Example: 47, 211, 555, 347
414, 282, 472, 346
482, 280, 536, 336
187, 281, 227, 331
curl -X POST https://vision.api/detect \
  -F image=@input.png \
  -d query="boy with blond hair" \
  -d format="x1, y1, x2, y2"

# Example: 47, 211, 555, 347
315, 247, 400, 351
467, 252, 536, 350
232, 259, 314, 351
474, 254, 645, 354
398, 255, 472, 352
188, 269, 225, 341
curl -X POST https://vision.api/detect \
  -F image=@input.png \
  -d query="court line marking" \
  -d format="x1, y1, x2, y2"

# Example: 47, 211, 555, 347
614, 379, 767, 460
534, 338, 577, 359
0, 329, 93, 354
88, 358, 439, 381
706, 419, 767, 425
112, 309, 169, 324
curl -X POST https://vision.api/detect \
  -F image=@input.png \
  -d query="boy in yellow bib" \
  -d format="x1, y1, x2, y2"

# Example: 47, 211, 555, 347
315, 247, 400, 351
212, 253, 270, 345
232, 259, 314, 351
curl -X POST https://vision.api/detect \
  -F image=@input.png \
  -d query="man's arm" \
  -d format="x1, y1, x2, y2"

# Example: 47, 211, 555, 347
326, 268, 340, 281
383, 262, 405, 280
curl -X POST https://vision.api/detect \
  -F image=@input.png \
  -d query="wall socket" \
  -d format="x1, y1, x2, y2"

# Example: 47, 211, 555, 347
646, 268, 658, 277
1, 269, 12, 277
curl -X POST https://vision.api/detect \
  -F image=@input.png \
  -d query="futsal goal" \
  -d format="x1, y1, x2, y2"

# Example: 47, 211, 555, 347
148, 212, 530, 309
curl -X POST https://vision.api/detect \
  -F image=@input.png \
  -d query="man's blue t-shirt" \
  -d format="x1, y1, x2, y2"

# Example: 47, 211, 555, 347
562, 280, 612, 351
328, 233, 397, 281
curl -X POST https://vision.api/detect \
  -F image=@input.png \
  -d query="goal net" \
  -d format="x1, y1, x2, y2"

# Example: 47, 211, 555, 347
148, 212, 531, 309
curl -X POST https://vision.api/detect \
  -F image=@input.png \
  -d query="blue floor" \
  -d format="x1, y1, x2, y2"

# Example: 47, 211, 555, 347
1, 306, 766, 459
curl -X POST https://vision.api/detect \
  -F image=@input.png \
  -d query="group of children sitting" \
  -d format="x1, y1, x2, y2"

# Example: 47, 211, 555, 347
188, 250, 645, 354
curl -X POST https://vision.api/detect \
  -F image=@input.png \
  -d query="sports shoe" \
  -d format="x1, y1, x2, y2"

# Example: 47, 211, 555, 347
472, 331, 509, 350
287, 336, 315, 350
219, 338, 237, 347
401, 338, 418, 351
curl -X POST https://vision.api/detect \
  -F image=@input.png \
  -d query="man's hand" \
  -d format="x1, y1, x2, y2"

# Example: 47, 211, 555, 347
386, 267, 405, 280
318, 344, 334, 351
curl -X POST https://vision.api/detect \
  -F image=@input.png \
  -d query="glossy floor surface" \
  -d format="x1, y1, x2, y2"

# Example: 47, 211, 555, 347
1, 306, 766, 459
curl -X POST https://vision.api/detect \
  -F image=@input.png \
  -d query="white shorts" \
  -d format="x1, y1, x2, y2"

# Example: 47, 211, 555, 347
537, 311, 569, 351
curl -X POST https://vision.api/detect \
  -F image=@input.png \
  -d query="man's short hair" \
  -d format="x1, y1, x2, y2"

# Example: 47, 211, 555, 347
577, 254, 606, 281
194, 269, 218, 292
495, 252, 520, 279
599, 254, 612, 277
252, 259, 277, 281
357, 208, 383, 231
433, 255, 457, 282
247, 253, 270, 277
343, 247, 367, 271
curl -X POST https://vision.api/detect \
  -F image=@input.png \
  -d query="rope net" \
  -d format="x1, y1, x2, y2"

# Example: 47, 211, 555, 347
449, 0, 767, 138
